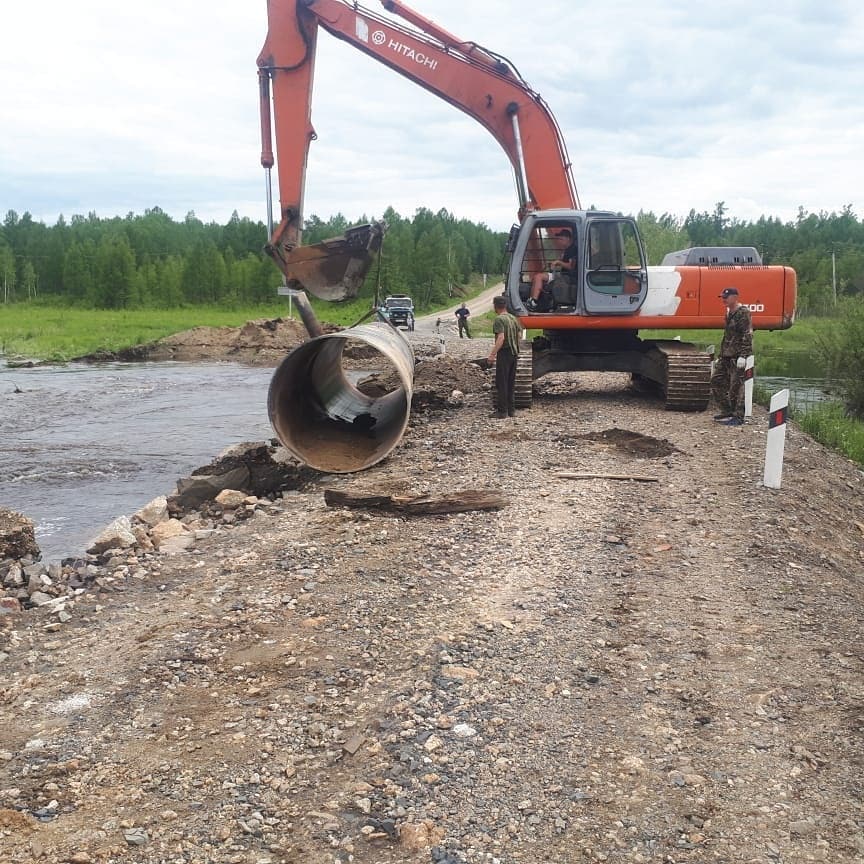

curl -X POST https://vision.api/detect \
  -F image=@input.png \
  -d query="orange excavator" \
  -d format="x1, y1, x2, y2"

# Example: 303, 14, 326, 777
257, 0, 797, 410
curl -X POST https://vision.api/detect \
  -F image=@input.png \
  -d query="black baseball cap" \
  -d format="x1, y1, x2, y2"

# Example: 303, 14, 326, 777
719, 287, 739, 298
554, 227, 572, 237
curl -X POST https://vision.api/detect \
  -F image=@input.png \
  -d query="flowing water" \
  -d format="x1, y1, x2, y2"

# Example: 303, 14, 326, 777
0, 360, 275, 561
757, 377, 837, 414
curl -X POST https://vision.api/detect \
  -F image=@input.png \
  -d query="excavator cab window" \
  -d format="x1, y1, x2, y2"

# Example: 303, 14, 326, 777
581, 218, 648, 315
587, 221, 642, 296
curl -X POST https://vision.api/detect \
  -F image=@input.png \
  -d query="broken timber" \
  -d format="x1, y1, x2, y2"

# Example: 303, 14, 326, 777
324, 488, 507, 515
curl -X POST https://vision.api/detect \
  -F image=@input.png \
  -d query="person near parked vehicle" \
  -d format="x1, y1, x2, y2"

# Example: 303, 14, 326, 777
526, 227, 577, 312
488, 295, 521, 418
455, 302, 471, 338
710, 286, 753, 426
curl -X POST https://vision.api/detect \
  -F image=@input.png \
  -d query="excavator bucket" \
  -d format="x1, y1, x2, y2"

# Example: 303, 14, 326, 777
267, 221, 386, 302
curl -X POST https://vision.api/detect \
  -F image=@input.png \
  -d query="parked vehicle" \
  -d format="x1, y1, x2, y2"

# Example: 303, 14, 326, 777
382, 294, 415, 331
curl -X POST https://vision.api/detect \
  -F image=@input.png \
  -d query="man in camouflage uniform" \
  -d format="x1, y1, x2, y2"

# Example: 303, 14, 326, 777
488, 295, 521, 418
710, 286, 753, 426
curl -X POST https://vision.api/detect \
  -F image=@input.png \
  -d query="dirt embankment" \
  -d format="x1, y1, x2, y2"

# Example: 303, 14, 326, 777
2, 326, 864, 864
85, 318, 318, 366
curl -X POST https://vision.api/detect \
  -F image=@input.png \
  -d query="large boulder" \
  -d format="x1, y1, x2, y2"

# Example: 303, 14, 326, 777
168, 442, 314, 517
134, 495, 169, 528
0, 508, 39, 560
149, 518, 188, 549
170, 467, 251, 513
87, 515, 137, 556
198, 441, 314, 497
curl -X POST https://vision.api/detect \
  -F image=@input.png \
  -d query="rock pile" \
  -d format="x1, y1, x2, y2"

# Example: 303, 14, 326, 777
0, 442, 313, 623
0, 507, 39, 560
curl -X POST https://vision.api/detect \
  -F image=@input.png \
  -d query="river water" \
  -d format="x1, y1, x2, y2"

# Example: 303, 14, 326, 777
0, 360, 275, 561
758, 376, 836, 414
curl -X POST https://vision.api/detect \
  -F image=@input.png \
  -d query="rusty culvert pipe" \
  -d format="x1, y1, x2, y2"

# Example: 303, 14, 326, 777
267, 322, 414, 473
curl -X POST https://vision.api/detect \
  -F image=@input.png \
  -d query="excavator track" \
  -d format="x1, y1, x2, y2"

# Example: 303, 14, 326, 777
650, 343, 713, 411
515, 342, 534, 408
489, 343, 534, 410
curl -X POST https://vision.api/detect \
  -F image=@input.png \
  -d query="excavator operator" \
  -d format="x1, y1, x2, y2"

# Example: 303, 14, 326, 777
526, 227, 577, 311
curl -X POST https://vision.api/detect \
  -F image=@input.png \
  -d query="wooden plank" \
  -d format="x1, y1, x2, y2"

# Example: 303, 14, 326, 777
324, 488, 507, 514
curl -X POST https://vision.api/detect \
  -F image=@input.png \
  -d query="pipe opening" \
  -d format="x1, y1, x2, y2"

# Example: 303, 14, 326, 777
268, 323, 413, 473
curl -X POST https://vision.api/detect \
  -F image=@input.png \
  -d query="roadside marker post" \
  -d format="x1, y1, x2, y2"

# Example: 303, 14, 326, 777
763, 388, 789, 489
433, 318, 446, 355
744, 354, 755, 418
277, 285, 294, 318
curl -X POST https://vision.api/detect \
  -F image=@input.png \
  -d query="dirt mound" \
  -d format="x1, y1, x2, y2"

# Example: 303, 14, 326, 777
572, 427, 682, 458
145, 318, 314, 365
415, 353, 488, 394
357, 353, 490, 410
80, 318, 340, 366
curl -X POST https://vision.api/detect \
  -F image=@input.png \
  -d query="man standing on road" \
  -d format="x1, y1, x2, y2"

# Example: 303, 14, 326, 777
711, 286, 753, 426
488, 295, 521, 418
455, 302, 471, 338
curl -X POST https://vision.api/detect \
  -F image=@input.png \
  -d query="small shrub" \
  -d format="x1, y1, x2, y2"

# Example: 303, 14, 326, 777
814, 299, 864, 419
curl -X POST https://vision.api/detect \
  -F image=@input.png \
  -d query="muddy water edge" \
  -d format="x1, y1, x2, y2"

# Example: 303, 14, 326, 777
0, 360, 274, 560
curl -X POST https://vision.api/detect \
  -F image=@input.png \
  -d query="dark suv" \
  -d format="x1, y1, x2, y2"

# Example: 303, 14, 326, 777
382, 294, 415, 331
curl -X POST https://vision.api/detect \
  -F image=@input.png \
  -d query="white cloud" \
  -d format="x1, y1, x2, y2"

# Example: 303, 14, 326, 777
1, 0, 862, 231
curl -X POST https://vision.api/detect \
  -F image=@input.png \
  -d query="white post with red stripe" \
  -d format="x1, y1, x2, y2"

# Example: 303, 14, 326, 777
763, 388, 789, 489
744, 354, 755, 418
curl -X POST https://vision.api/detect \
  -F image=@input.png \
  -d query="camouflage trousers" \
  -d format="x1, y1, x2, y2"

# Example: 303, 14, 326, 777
710, 357, 745, 418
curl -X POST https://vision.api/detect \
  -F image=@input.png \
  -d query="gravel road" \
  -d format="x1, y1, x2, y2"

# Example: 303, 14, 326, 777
414, 283, 504, 335
2, 331, 864, 864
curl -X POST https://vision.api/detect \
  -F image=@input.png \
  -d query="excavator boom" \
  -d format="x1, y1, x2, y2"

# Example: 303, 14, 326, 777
257, 0, 578, 299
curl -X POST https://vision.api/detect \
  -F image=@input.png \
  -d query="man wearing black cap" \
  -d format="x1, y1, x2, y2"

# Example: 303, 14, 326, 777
711, 287, 753, 426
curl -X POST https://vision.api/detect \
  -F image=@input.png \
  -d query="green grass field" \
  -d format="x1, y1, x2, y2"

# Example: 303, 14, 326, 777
1, 300, 831, 364
0, 304, 298, 362
468, 316, 826, 367
0, 277, 495, 361
641, 318, 828, 376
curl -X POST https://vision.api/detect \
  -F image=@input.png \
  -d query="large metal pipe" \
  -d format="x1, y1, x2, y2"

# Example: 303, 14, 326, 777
268, 322, 414, 473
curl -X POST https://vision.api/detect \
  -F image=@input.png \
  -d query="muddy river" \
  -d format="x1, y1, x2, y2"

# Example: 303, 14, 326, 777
0, 360, 275, 561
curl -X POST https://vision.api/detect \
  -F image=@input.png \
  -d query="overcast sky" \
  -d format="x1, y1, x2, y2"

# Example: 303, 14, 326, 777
2, 0, 862, 232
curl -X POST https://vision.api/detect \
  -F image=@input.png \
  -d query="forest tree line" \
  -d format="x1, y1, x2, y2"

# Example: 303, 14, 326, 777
0, 202, 862, 315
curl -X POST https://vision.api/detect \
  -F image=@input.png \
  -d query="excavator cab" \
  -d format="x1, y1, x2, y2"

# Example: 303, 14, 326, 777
509, 210, 648, 316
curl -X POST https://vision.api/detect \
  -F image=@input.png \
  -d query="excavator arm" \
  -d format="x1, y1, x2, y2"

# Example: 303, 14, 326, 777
257, 0, 579, 299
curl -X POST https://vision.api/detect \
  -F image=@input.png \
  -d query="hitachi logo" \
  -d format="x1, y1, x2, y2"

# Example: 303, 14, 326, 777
382, 35, 438, 70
